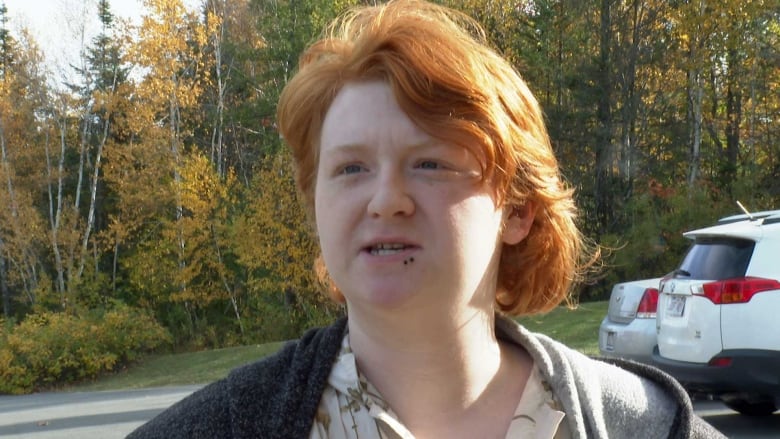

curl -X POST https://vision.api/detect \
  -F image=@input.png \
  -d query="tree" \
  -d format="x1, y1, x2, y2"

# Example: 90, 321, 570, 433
116, 0, 217, 333
233, 151, 338, 339
0, 2, 13, 81
177, 152, 244, 334
0, 27, 53, 313
670, 0, 711, 188
71, 0, 131, 294
0, 0, 13, 319
0, 0, 776, 341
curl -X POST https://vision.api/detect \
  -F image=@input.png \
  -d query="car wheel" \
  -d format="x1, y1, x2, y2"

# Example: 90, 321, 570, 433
723, 397, 778, 416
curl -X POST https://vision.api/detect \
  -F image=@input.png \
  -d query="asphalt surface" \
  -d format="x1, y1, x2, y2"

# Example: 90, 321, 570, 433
695, 400, 780, 438
0, 385, 202, 439
0, 386, 779, 438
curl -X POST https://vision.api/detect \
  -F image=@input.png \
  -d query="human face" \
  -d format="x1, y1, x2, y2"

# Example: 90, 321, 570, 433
315, 81, 510, 315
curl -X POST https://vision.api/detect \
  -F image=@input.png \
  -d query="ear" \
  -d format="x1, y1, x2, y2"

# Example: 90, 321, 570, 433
502, 202, 536, 245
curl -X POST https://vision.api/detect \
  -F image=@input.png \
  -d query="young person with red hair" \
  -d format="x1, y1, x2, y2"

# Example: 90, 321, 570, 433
129, 1, 722, 437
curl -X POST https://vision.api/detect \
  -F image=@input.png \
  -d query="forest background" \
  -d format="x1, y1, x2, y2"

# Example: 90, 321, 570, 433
0, 0, 778, 393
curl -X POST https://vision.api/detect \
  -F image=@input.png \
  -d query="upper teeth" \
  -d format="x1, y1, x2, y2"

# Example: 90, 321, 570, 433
375, 243, 405, 249
371, 243, 406, 255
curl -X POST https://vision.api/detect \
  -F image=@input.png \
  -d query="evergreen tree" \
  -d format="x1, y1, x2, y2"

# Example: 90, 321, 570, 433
0, 2, 15, 82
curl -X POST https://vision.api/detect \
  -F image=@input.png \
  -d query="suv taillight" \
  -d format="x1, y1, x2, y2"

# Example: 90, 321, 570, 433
636, 288, 659, 318
695, 277, 780, 304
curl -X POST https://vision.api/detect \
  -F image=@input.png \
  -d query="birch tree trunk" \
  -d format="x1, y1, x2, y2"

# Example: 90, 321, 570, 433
0, 126, 12, 317
686, 1, 705, 189
210, 4, 227, 180
0, 236, 9, 319
77, 114, 108, 280
47, 120, 67, 302
170, 78, 189, 316
212, 224, 243, 336
687, 67, 703, 188
595, 0, 615, 233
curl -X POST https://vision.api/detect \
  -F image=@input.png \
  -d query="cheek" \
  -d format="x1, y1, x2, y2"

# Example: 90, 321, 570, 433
313, 170, 330, 218
451, 198, 504, 248
313, 181, 346, 247
313, 180, 329, 240
313, 190, 330, 238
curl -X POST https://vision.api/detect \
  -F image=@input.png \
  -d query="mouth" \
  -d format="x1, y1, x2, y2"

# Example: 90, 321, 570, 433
365, 242, 416, 256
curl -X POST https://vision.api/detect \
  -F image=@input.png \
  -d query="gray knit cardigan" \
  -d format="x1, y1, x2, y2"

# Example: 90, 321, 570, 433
127, 317, 725, 439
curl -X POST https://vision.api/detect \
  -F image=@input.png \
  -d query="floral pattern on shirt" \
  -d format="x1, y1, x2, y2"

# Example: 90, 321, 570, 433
309, 333, 570, 439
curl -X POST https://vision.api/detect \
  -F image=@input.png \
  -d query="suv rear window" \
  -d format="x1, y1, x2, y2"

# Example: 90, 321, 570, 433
677, 237, 755, 280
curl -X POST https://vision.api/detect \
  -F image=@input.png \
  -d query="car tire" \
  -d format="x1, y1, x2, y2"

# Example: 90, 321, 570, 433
723, 397, 778, 416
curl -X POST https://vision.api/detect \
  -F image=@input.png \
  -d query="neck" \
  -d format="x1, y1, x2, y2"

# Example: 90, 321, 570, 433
347, 306, 530, 437
348, 301, 497, 359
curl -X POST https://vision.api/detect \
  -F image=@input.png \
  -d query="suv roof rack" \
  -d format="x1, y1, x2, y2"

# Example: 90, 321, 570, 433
717, 209, 780, 225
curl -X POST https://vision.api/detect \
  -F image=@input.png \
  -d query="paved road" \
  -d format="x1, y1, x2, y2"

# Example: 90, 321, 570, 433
1, 387, 778, 438
0, 386, 202, 438
695, 400, 780, 438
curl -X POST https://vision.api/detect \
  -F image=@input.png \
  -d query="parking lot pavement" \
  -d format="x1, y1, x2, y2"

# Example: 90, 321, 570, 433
0, 385, 201, 439
693, 400, 780, 438
2, 386, 778, 438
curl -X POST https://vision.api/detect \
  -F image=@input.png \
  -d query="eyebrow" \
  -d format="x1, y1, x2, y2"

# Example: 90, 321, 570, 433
322, 139, 445, 154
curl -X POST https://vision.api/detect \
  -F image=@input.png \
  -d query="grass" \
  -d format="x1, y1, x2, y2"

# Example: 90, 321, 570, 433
516, 300, 608, 356
69, 342, 285, 392
71, 301, 607, 392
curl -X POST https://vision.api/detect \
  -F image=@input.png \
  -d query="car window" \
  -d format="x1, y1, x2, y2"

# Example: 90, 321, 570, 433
677, 237, 755, 280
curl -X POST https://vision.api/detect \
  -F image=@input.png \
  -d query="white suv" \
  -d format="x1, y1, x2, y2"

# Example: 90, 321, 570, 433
654, 209, 780, 416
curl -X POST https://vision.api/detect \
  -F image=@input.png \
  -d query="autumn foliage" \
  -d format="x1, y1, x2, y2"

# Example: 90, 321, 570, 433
0, 0, 778, 392
0, 305, 171, 394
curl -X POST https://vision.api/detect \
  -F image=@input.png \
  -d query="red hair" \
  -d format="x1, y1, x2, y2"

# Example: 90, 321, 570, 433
277, 0, 593, 315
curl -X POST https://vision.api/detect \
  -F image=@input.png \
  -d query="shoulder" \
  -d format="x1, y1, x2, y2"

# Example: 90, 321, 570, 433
127, 318, 347, 439
593, 356, 726, 439
125, 379, 232, 439
496, 316, 725, 438
228, 318, 347, 409
226, 318, 347, 437
529, 330, 681, 435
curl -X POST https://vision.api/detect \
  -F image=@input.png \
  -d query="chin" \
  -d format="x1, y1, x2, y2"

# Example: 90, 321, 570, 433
346, 285, 421, 311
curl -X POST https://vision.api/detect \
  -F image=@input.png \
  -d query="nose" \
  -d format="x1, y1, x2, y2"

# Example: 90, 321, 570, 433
366, 169, 415, 218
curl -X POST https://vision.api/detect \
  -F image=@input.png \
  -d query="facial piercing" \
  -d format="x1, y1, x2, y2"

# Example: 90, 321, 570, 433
403, 257, 415, 265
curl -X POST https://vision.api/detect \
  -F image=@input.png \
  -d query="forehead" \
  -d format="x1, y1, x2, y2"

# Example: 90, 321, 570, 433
319, 81, 431, 153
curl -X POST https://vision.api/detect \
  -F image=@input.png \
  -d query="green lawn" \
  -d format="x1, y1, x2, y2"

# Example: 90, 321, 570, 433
69, 342, 285, 392
72, 301, 607, 391
516, 300, 608, 356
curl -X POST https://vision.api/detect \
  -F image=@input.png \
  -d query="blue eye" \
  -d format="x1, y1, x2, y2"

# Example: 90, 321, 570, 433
341, 164, 364, 174
418, 160, 441, 170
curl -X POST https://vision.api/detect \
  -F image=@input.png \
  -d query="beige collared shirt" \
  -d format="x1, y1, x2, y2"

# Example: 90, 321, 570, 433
309, 334, 570, 439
